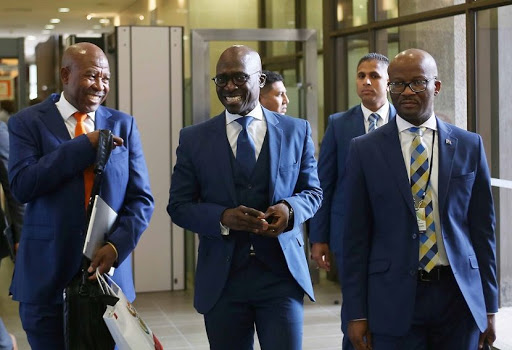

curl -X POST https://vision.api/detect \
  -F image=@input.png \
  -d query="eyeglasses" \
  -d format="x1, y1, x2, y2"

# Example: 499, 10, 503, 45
212, 71, 261, 88
388, 78, 435, 94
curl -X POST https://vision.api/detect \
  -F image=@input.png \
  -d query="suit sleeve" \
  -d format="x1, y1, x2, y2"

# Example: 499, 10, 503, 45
107, 118, 154, 264
167, 128, 228, 238
468, 135, 499, 313
8, 114, 96, 204
279, 120, 323, 236
0, 123, 24, 243
340, 138, 371, 321
309, 115, 337, 243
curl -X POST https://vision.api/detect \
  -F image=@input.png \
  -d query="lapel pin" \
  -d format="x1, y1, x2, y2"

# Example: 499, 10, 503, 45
445, 139, 452, 145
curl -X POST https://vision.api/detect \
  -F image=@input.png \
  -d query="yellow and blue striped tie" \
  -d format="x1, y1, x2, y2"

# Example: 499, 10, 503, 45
410, 127, 439, 272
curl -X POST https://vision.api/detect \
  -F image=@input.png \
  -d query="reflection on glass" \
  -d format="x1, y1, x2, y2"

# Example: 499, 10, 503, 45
476, 4, 512, 308
336, 0, 369, 29
381, 16, 466, 126
0, 58, 19, 118
377, 0, 464, 21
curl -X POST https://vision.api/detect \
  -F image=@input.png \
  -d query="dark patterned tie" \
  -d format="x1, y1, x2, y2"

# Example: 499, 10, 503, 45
235, 116, 256, 175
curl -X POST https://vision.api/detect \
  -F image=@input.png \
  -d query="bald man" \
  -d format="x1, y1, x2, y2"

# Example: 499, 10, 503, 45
168, 45, 322, 349
338, 48, 498, 350
8, 42, 154, 349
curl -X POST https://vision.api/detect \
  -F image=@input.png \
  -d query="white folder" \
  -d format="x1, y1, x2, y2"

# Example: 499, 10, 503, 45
83, 195, 118, 260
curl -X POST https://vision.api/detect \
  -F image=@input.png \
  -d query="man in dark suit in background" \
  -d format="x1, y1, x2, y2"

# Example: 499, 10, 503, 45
310, 53, 394, 274
340, 48, 498, 350
8, 42, 154, 349
168, 45, 322, 350
259, 70, 290, 115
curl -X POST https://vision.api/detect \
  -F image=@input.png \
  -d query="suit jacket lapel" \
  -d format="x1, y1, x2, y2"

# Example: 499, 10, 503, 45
208, 112, 237, 205
379, 120, 416, 216
94, 106, 115, 131
264, 109, 282, 203
39, 96, 71, 143
350, 106, 366, 136
436, 118, 456, 217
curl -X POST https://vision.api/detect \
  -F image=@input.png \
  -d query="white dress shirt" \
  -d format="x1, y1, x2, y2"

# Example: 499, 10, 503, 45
225, 102, 267, 159
361, 102, 390, 133
396, 113, 449, 266
55, 92, 96, 138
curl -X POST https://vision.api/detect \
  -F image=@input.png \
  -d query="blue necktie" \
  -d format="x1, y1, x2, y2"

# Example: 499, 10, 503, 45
368, 113, 379, 133
235, 116, 256, 175
409, 127, 439, 272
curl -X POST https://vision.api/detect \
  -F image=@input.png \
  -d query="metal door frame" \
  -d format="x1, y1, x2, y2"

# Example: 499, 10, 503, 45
191, 28, 318, 148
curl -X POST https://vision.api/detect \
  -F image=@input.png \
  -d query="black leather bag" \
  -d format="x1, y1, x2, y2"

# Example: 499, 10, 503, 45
63, 130, 117, 350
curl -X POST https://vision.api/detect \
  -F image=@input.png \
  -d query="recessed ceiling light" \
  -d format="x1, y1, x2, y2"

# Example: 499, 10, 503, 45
45, 24, 55, 30
99, 18, 110, 24
87, 14, 93, 20
139, 15, 144, 20
26, 35, 37, 40
50, 18, 61, 24
58, 8, 70, 13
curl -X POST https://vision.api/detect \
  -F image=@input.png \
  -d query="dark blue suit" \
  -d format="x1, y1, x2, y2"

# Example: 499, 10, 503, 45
168, 107, 322, 348
8, 94, 154, 348
309, 104, 396, 349
339, 117, 498, 346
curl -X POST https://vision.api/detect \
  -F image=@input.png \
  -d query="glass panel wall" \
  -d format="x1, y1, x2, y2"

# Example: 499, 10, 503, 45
376, 0, 464, 20
476, 4, 512, 306
335, 0, 369, 29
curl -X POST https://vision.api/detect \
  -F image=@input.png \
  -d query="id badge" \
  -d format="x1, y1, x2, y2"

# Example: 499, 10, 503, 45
415, 207, 427, 232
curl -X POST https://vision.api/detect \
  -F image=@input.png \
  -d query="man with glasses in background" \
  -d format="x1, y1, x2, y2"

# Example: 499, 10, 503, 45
259, 70, 290, 115
339, 48, 497, 350
168, 45, 322, 350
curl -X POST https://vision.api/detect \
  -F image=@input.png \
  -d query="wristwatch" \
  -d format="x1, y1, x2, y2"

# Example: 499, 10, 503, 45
277, 200, 294, 232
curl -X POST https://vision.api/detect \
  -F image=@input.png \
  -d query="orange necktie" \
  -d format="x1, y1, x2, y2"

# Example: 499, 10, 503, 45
74, 112, 95, 209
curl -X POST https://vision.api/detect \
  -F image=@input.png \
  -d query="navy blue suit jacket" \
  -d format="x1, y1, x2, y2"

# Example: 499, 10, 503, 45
167, 107, 322, 314
8, 94, 154, 303
309, 104, 396, 255
339, 117, 498, 336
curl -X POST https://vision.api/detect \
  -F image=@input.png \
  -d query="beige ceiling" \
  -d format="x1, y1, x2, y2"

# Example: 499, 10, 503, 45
0, 0, 139, 57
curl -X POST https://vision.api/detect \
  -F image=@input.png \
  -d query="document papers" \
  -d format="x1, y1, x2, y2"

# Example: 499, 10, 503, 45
83, 195, 118, 260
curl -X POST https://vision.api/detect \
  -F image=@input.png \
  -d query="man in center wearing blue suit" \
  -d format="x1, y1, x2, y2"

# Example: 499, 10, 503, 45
309, 53, 395, 349
168, 45, 322, 350
8, 42, 154, 349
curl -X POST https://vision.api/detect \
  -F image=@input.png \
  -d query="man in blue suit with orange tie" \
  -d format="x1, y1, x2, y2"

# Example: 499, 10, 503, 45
8, 42, 154, 349
340, 49, 498, 349
168, 45, 322, 350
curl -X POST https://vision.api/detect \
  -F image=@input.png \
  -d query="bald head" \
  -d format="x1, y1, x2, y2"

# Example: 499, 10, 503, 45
215, 45, 265, 115
390, 49, 438, 78
61, 42, 110, 113
388, 48, 441, 126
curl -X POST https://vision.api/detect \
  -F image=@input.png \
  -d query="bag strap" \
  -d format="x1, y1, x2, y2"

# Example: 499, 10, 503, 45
96, 270, 115, 296
86, 129, 114, 218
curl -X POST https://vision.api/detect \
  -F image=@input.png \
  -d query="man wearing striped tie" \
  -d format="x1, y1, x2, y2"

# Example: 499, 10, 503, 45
339, 48, 497, 350
309, 53, 396, 349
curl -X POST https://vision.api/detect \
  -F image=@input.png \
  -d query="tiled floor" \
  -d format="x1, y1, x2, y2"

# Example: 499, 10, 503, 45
2, 257, 512, 349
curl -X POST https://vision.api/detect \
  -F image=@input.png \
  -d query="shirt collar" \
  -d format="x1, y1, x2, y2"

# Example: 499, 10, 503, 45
55, 92, 96, 121
361, 102, 390, 123
225, 102, 264, 125
396, 112, 437, 133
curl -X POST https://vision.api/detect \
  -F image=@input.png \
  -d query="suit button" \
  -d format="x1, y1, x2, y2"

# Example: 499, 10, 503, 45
412, 233, 417, 239
409, 270, 416, 276
226, 256, 231, 262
